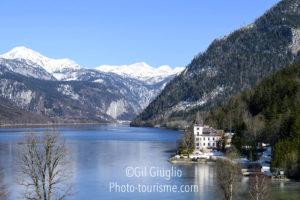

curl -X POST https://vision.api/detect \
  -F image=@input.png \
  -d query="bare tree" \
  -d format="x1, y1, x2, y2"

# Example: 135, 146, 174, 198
0, 168, 7, 200
17, 131, 73, 200
177, 130, 195, 158
216, 150, 241, 200
249, 172, 271, 200
217, 132, 227, 151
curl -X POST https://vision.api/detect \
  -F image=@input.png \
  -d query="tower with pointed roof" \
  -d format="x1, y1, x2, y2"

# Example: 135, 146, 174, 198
195, 112, 204, 126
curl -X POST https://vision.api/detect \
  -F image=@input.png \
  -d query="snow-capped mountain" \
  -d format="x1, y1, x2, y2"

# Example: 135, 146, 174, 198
1, 46, 81, 75
0, 58, 55, 80
96, 62, 184, 84
0, 46, 183, 123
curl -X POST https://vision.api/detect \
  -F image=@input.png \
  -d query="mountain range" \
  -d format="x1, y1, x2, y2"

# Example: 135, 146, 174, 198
131, 0, 300, 129
0, 46, 183, 125
97, 62, 183, 84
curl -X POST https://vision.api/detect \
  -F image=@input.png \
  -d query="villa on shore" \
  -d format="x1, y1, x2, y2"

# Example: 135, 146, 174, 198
194, 122, 223, 151
193, 115, 234, 151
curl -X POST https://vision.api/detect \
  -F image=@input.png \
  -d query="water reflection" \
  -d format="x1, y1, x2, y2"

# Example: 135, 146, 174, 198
193, 163, 219, 199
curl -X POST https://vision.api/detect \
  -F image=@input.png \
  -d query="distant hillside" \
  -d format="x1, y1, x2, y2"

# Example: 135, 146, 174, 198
0, 97, 51, 126
131, 0, 300, 129
206, 62, 300, 180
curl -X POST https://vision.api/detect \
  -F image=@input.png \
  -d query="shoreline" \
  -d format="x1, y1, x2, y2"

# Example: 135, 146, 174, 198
169, 155, 297, 182
0, 121, 127, 128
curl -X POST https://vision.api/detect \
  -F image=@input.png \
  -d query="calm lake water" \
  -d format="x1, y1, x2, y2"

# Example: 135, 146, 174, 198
0, 125, 299, 200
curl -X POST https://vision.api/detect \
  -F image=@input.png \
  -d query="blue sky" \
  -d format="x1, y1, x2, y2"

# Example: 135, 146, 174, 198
0, 0, 279, 68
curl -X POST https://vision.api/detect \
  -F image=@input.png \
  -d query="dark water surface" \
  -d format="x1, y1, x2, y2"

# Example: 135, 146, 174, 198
0, 125, 299, 200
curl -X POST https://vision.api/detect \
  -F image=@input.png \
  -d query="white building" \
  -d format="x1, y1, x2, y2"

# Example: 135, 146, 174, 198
194, 124, 223, 150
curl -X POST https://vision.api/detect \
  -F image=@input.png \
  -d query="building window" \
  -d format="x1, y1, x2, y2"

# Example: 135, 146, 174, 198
197, 128, 199, 130
208, 143, 210, 146
196, 143, 199, 147
208, 137, 210, 141
203, 143, 205, 146
213, 137, 215, 141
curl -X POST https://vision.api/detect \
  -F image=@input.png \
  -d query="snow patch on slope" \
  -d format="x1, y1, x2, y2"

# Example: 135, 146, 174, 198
290, 28, 300, 55
170, 86, 225, 113
0, 58, 55, 80
93, 79, 104, 83
57, 84, 79, 100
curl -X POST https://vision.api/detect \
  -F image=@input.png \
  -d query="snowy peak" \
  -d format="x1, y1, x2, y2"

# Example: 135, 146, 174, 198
96, 62, 184, 83
0, 47, 184, 83
1, 46, 81, 73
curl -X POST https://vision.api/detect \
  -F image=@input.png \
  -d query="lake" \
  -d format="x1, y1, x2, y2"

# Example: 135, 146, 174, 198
0, 125, 299, 200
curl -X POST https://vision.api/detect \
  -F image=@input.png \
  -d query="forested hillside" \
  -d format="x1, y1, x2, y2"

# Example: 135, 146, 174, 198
205, 62, 300, 180
0, 97, 51, 126
131, 0, 300, 129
